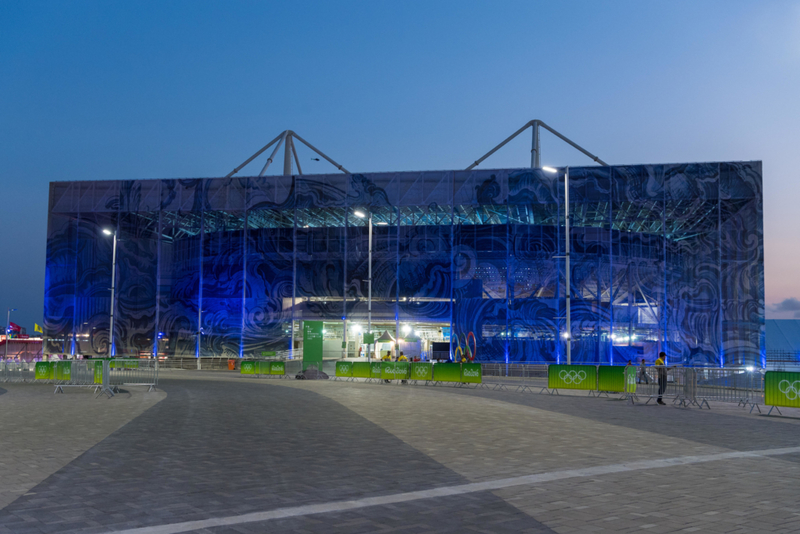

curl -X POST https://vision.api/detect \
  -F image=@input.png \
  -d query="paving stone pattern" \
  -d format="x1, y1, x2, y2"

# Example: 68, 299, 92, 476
0, 384, 165, 510
0, 379, 542, 533
2, 372, 800, 533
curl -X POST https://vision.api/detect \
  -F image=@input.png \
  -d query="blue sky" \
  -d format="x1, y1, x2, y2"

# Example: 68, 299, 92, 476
2, 0, 799, 330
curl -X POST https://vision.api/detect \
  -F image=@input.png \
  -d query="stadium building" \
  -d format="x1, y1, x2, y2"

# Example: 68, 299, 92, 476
43, 158, 764, 366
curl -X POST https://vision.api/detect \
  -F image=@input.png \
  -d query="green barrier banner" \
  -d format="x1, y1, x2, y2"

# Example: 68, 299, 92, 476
240, 360, 257, 375
765, 371, 800, 409
410, 362, 433, 381
598, 366, 624, 392
56, 361, 72, 381
548, 365, 597, 390
625, 366, 637, 393
434, 363, 462, 383
335, 361, 353, 378
35, 362, 52, 380
111, 360, 139, 369
461, 363, 482, 384
94, 361, 103, 384
370, 362, 383, 378
352, 362, 371, 378
381, 361, 409, 380
269, 362, 285, 375
303, 321, 323, 369
255, 361, 269, 375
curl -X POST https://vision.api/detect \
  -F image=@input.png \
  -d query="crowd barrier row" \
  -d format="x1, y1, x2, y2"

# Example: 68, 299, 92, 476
0, 360, 159, 396
238, 360, 794, 411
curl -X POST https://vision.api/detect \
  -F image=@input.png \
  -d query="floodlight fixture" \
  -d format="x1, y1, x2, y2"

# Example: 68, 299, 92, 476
102, 228, 113, 235
542, 166, 558, 174
354, 210, 366, 218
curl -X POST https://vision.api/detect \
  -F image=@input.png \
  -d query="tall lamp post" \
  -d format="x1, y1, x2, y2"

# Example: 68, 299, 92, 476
354, 209, 373, 360
543, 166, 571, 365
102, 228, 118, 357
4, 308, 17, 361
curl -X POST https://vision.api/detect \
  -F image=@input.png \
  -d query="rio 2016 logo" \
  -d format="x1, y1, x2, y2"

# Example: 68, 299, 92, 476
559, 370, 587, 384
462, 368, 480, 378
778, 380, 800, 400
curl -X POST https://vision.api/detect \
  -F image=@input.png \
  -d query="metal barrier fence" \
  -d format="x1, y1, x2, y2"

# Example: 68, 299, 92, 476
480, 363, 548, 392
1, 361, 36, 382
108, 359, 158, 390
97, 356, 770, 410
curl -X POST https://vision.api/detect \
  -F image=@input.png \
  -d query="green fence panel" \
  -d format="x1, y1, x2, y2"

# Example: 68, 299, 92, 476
110, 360, 139, 369
335, 361, 353, 378
434, 363, 462, 383
625, 366, 637, 393
381, 361, 409, 380
598, 366, 624, 392
352, 362, 371, 378
94, 361, 103, 384
461, 363, 482, 384
35, 362, 52, 380
410, 362, 433, 381
56, 361, 72, 381
548, 365, 597, 390
765, 371, 800, 409
269, 362, 285, 375
370, 362, 383, 378
240, 360, 257, 375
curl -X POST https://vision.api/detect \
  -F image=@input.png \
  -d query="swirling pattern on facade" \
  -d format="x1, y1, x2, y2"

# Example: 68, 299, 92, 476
43, 161, 764, 365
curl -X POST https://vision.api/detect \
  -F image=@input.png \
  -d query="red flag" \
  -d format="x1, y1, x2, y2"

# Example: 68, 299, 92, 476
8, 322, 21, 333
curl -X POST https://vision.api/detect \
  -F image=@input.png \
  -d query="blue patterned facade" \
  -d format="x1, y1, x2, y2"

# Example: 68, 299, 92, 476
43, 162, 764, 366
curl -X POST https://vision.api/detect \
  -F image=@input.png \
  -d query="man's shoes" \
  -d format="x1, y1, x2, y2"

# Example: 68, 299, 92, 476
657, 400, 666, 405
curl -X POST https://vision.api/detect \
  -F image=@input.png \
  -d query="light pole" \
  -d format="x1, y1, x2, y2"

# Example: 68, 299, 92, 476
102, 228, 118, 357
354, 210, 372, 355
543, 166, 571, 365
4, 308, 17, 361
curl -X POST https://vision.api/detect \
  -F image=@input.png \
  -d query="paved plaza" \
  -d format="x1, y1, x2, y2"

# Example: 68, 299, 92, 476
1, 372, 800, 533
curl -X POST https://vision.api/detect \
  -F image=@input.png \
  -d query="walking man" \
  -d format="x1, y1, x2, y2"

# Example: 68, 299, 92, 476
638, 358, 650, 384
654, 351, 668, 405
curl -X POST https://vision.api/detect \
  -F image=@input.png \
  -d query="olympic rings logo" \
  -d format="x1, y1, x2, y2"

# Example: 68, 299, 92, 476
778, 380, 800, 400
414, 366, 429, 377
559, 370, 587, 384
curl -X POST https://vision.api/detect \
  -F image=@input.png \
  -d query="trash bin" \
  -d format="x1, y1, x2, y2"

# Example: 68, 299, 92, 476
227, 359, 236, 371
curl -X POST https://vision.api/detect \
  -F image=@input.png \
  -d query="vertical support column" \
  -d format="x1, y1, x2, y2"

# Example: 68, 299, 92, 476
196, 205, 205, 358
449, 172, 455, 362
609, 171, 614, 365
343, 203, 348, 359
240, 203, 248, 358
291, 203, 297, 356
109, 229, 117, 357
368, 213, 372, 338
153, 207, 162, 359
505, 202, 510, 364
717, 167, 723, 367
531, 121, 540, 168
565, 167, 571, 366
284, 134, 293, 176
661, 178, 667, 358
71, 213, 79, 357
395, 205, 400, 358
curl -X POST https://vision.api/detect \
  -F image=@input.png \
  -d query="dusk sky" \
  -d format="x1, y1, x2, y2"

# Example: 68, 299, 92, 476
2, 0, 799, 330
